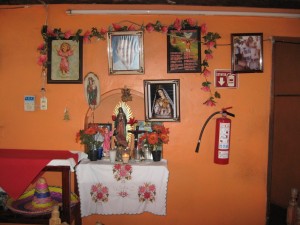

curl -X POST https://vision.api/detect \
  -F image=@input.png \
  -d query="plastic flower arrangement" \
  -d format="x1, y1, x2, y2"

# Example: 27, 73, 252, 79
76, 124, 104, 150
138, 124, 170, 151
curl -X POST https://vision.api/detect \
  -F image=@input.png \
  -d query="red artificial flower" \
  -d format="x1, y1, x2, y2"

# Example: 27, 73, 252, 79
147, 132, 158, 145
161, 26, 168, 33
201, 86, 211, 92
37, 43, 45, 51
128, 24, 136, 31
100, 27, 107, 35
173, 18, 182, 31
146, 23, 154, 32
128, 117, 138, 126
159, 133, 169, 144
112, 23, 122, 31
83, 30, 91, 43
206, 41, 215, 49
203, 68, 211, 77
84, 126, 97, 135
112, 115, 116, 121
201, 23, 207, 35
203, 98, 216, 107
47, 28, 56, 37
75, 132, 80, 143
64, 30, 72, 39
205, 54, 213, 60
37, 54, 47, 66
186, 18, 196, 27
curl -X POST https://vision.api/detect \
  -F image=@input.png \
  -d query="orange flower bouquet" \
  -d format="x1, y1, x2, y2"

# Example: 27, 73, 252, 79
76, 124, 104, 151
138, 124, 170, 152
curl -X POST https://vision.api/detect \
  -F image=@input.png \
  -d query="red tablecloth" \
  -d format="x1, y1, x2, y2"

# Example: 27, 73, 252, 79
0, 149, 79, 200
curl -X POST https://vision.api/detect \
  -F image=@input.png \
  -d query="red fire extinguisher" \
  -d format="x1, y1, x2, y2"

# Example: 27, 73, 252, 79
195, 107, 235, 165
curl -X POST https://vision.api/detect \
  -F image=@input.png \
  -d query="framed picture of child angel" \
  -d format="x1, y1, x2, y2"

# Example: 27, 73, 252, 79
144, 79, 180, 122
231, 33, 263, 73
47, 36, 83, 83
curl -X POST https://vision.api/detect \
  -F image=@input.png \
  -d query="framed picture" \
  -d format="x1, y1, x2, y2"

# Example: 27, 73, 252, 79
107, 31, 144, 75
47, 36, 83, 83
231, 33, 263, 73
89, 123, 113, 153
84, 72, 101, 109
144, 79, 180, 122
167, 27, 201, 73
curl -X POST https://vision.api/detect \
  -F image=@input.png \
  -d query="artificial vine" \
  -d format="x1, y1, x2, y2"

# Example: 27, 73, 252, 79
37, 18, 221, 106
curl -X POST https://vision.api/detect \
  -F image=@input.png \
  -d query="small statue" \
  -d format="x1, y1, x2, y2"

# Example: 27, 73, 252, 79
121, 86, 132, 102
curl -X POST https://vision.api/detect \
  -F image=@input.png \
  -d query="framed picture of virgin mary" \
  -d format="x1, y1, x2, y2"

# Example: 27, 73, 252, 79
144, 79, 180, 122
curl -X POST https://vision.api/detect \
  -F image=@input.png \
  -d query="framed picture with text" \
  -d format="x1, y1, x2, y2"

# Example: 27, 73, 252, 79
231, 33, 263, 73
167, 27, 201, 73
47, 36, 83, 83
144, 79, 180, 122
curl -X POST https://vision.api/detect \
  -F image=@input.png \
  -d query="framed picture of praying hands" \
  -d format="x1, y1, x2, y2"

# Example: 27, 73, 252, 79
47, 36, 83, 84
107, 31, 144, 75
144, 79, 180, 122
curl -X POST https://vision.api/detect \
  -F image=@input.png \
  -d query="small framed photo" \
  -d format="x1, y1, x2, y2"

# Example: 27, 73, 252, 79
107, 31, 144, 75
84, 72, 101, 109
47, 36, 83, 83
167, 27, 201, 73
231, 33, 263, 73
144, 79, 180, 122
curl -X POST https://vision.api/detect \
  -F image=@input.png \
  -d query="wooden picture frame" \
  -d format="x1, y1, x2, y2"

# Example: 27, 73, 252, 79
231, 33, 263, 73
107, 31, 144, 75
47, 36, 83, 83
167, 27, 201, 73
144, 79, 180, 122
84, 72, 101, 109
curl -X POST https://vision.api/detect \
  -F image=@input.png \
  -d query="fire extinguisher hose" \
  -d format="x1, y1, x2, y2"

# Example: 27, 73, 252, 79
195, 111, 221, 153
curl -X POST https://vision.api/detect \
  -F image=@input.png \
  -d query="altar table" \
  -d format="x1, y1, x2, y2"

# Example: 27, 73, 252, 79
76, 159, 169, 216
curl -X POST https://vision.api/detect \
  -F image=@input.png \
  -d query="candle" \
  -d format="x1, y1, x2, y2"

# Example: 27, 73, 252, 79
122, 153, 130, 164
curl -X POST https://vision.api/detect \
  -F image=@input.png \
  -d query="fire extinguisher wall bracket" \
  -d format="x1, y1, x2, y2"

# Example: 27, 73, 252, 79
195, 108, 235, 165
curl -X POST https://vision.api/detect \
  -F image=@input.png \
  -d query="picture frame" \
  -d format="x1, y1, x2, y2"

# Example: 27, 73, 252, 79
89, 123, 113, 152
167, 27, 201, 73
47, 36, 83, 83
107, 31, 144, 75
144, 79, 180, 122
84, 72, 101, 109
231, 33, 263, 73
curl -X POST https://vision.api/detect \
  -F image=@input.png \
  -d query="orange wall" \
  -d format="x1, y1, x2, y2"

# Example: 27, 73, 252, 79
0, 4, 300, 225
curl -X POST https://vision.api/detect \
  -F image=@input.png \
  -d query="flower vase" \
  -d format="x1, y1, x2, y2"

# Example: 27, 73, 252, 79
88, 150, 98, 161
151, 145, 162, 162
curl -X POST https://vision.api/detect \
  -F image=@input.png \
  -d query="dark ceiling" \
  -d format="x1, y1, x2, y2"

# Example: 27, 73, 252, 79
1, 0, 300, 9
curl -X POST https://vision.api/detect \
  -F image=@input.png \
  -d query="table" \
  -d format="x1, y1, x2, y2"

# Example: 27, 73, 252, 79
0, 149, 87, 225
76, 159, 169, 216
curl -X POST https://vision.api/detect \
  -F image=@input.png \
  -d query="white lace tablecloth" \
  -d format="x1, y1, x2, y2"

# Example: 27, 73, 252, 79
76, 159, 169, 216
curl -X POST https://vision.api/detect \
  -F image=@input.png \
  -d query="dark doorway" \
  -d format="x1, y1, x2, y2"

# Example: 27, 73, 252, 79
267, 37, 300, 225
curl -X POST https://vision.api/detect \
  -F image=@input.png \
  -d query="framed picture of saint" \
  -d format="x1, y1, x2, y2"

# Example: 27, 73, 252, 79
84, 72, 100, 109
47, 36, 83, 83
144, 79, 180, 122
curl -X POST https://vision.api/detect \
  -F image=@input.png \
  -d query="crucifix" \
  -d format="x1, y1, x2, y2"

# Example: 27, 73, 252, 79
128, 126, 147, 160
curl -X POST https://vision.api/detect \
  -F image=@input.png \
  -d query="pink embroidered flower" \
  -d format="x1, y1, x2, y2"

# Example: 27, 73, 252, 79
120, 168, 127, 177
119, 191, 128, 198
112, 23, 122, 31
113, 164, 132, 181
64, 30, 72, 39
146, 23, 154, 32
201, 23, 207, 35
90, 183, 109, 203
161, 26, 168, 33
83, 30, 91, 43
124, 164, 131, 171
138, 183, 156, 202
114, 164, 121, 170
37, 54, 47, 66
203, 68, 211, 77
173, 18, 182, 31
